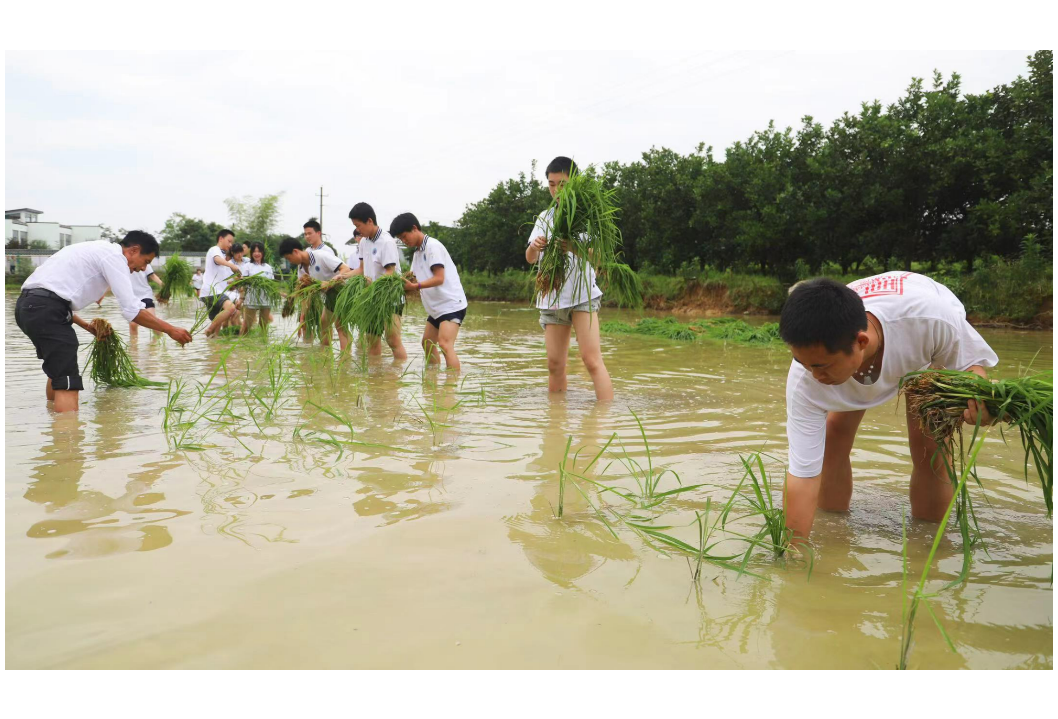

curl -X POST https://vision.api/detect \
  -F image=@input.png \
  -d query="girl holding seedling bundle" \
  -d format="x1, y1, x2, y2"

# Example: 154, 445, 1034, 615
239, 242, 276, 335
279, 237, 355, 352
390, 213, 468, 371
525, 157, 613, 402
199, 229, 243, 338
348, 202, 408, 361
778, 273, 999, 543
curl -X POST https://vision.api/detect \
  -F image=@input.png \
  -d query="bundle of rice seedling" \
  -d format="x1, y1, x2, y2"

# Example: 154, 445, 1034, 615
351, 273, 406, 337
900, 369, 1053, 514
597, 262, 643, 309
280, 272, 300, 318
226, 273, 283, 309
332, 274, 368, 333
536, 169, 621, 300
287, 279, 327, 342
85, 319, 166, 388
157, 254, 195, 303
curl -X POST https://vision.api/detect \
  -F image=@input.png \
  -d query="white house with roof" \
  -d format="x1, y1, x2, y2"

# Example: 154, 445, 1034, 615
5, 208, 102, 249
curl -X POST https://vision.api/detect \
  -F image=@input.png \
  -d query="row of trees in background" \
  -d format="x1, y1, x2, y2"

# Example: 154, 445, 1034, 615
157, 193, 288, 260
446, 51, 1052, 280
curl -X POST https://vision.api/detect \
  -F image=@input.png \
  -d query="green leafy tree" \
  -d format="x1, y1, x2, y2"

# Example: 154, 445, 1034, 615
158, 213, 226, 252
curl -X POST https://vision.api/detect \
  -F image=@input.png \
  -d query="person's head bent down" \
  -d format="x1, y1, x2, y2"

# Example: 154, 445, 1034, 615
779, 278, 870, 386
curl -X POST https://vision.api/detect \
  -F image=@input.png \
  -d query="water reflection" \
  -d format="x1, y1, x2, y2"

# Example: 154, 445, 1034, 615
25, 414, 189, 559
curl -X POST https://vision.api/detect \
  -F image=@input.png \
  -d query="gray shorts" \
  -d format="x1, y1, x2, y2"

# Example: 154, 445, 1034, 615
539, 297, 602, 329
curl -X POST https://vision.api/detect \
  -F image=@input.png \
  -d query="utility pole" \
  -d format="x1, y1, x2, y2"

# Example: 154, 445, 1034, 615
315, 186, 328, 231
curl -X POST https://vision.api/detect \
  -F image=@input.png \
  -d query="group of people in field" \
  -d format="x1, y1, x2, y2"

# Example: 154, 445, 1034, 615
13, 155, 1002, 547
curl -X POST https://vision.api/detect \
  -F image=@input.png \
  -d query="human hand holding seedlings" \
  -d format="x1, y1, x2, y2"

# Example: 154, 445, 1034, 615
962, 365, 997, 426
167, 327, 193, 345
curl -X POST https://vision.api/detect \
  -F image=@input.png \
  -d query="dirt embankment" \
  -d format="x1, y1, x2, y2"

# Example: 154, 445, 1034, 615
968, 297, 1053, 330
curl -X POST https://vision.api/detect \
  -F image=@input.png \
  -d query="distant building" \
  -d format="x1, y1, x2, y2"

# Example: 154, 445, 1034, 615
4, 208, 102, 249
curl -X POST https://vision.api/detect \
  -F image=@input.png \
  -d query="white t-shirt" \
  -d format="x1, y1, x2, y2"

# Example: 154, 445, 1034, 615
200, 245, 236, 297
358, 228, 403, 281
22, 240, 144, 321
130, 263, 156, 302
192, 273, 203, 290
338, 241, 359, 270
411, 235, 468, 318
297, 242, 335, 278
785, 272, 999, 478
304, 248, 345, 282
527, 207, 603, 310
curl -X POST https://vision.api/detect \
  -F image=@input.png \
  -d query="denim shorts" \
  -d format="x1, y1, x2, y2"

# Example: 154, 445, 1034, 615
538, 297, 602, 329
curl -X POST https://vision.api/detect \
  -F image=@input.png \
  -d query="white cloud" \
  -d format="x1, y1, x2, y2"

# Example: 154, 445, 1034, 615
6, 49, 1037, 238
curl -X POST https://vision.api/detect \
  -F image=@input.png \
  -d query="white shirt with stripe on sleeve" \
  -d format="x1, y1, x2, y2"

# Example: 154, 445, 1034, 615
358, 228, 403, 281
411, 235, 467, 318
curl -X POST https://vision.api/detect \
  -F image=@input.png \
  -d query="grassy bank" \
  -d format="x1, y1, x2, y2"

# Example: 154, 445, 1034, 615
457, 255, 1052, 328
8, 255, 1052, 327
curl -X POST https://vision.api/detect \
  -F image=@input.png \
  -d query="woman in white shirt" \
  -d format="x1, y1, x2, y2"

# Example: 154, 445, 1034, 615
239, 242, 276, 335
524, 157, 612, 402
779, 273, 998, 543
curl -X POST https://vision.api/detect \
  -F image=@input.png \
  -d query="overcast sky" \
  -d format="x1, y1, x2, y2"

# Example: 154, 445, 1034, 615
5, 50, 1036, 242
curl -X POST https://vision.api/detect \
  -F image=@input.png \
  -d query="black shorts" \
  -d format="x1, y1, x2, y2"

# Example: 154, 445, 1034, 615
15, 289, 84, 391
324, 286, 340, 313
141, 297, 155, 309
201, 295, 230, 321
427, 308, 467, 329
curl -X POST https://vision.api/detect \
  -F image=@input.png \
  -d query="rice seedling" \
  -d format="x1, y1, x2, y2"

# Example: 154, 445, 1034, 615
898, 431, 988, 670
597, 262, 644, 309
189, 302, 212, 336
536, 168, 621, 301
226, 273, 284, 309
332, 274, 368, 334
900, 369, 1053, 515
288, 279, 327, 342
85, 319, 166, 388
350, 273, 406, 338
280, 272, 301, 318
156, 253, 195, 303
600, 317, 782, 345
738, 453, 791, 558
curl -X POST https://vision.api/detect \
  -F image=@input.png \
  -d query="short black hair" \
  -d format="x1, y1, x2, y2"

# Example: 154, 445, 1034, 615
348, 202, 376, 224
779, 278, 867, 353
546, 156, 577, 177
304, 219, 321, 233
389, 212, 420, 237
120, 230, 159, 256
228, 244, 245, 259
217, 229, 235, 241
278, 237, 303, 257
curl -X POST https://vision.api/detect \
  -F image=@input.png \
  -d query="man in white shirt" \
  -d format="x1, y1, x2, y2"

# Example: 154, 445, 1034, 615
15, 231, 193, 412
279, 236, 355, 352
348, 202, 408, 360
525, 156, 612, 402
192, 268, 204, 292
391, 213, 468, 370
199, 229, 243, 338
780, 273, 999, 543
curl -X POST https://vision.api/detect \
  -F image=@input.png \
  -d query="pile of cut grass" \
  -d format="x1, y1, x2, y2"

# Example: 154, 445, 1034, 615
600, 317, 782, 345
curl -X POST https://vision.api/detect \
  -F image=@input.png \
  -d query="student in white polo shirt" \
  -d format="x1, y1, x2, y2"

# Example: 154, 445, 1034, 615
15, 231, 193, 412
525, 156, 613, 402
199, 229, 244, 338
779, 274, 999, 544
390, 213, 468, 371
348, 202, 408, 360
279, 236, 355, 352
296, 219, 337, 343
128, 261, 164, 339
